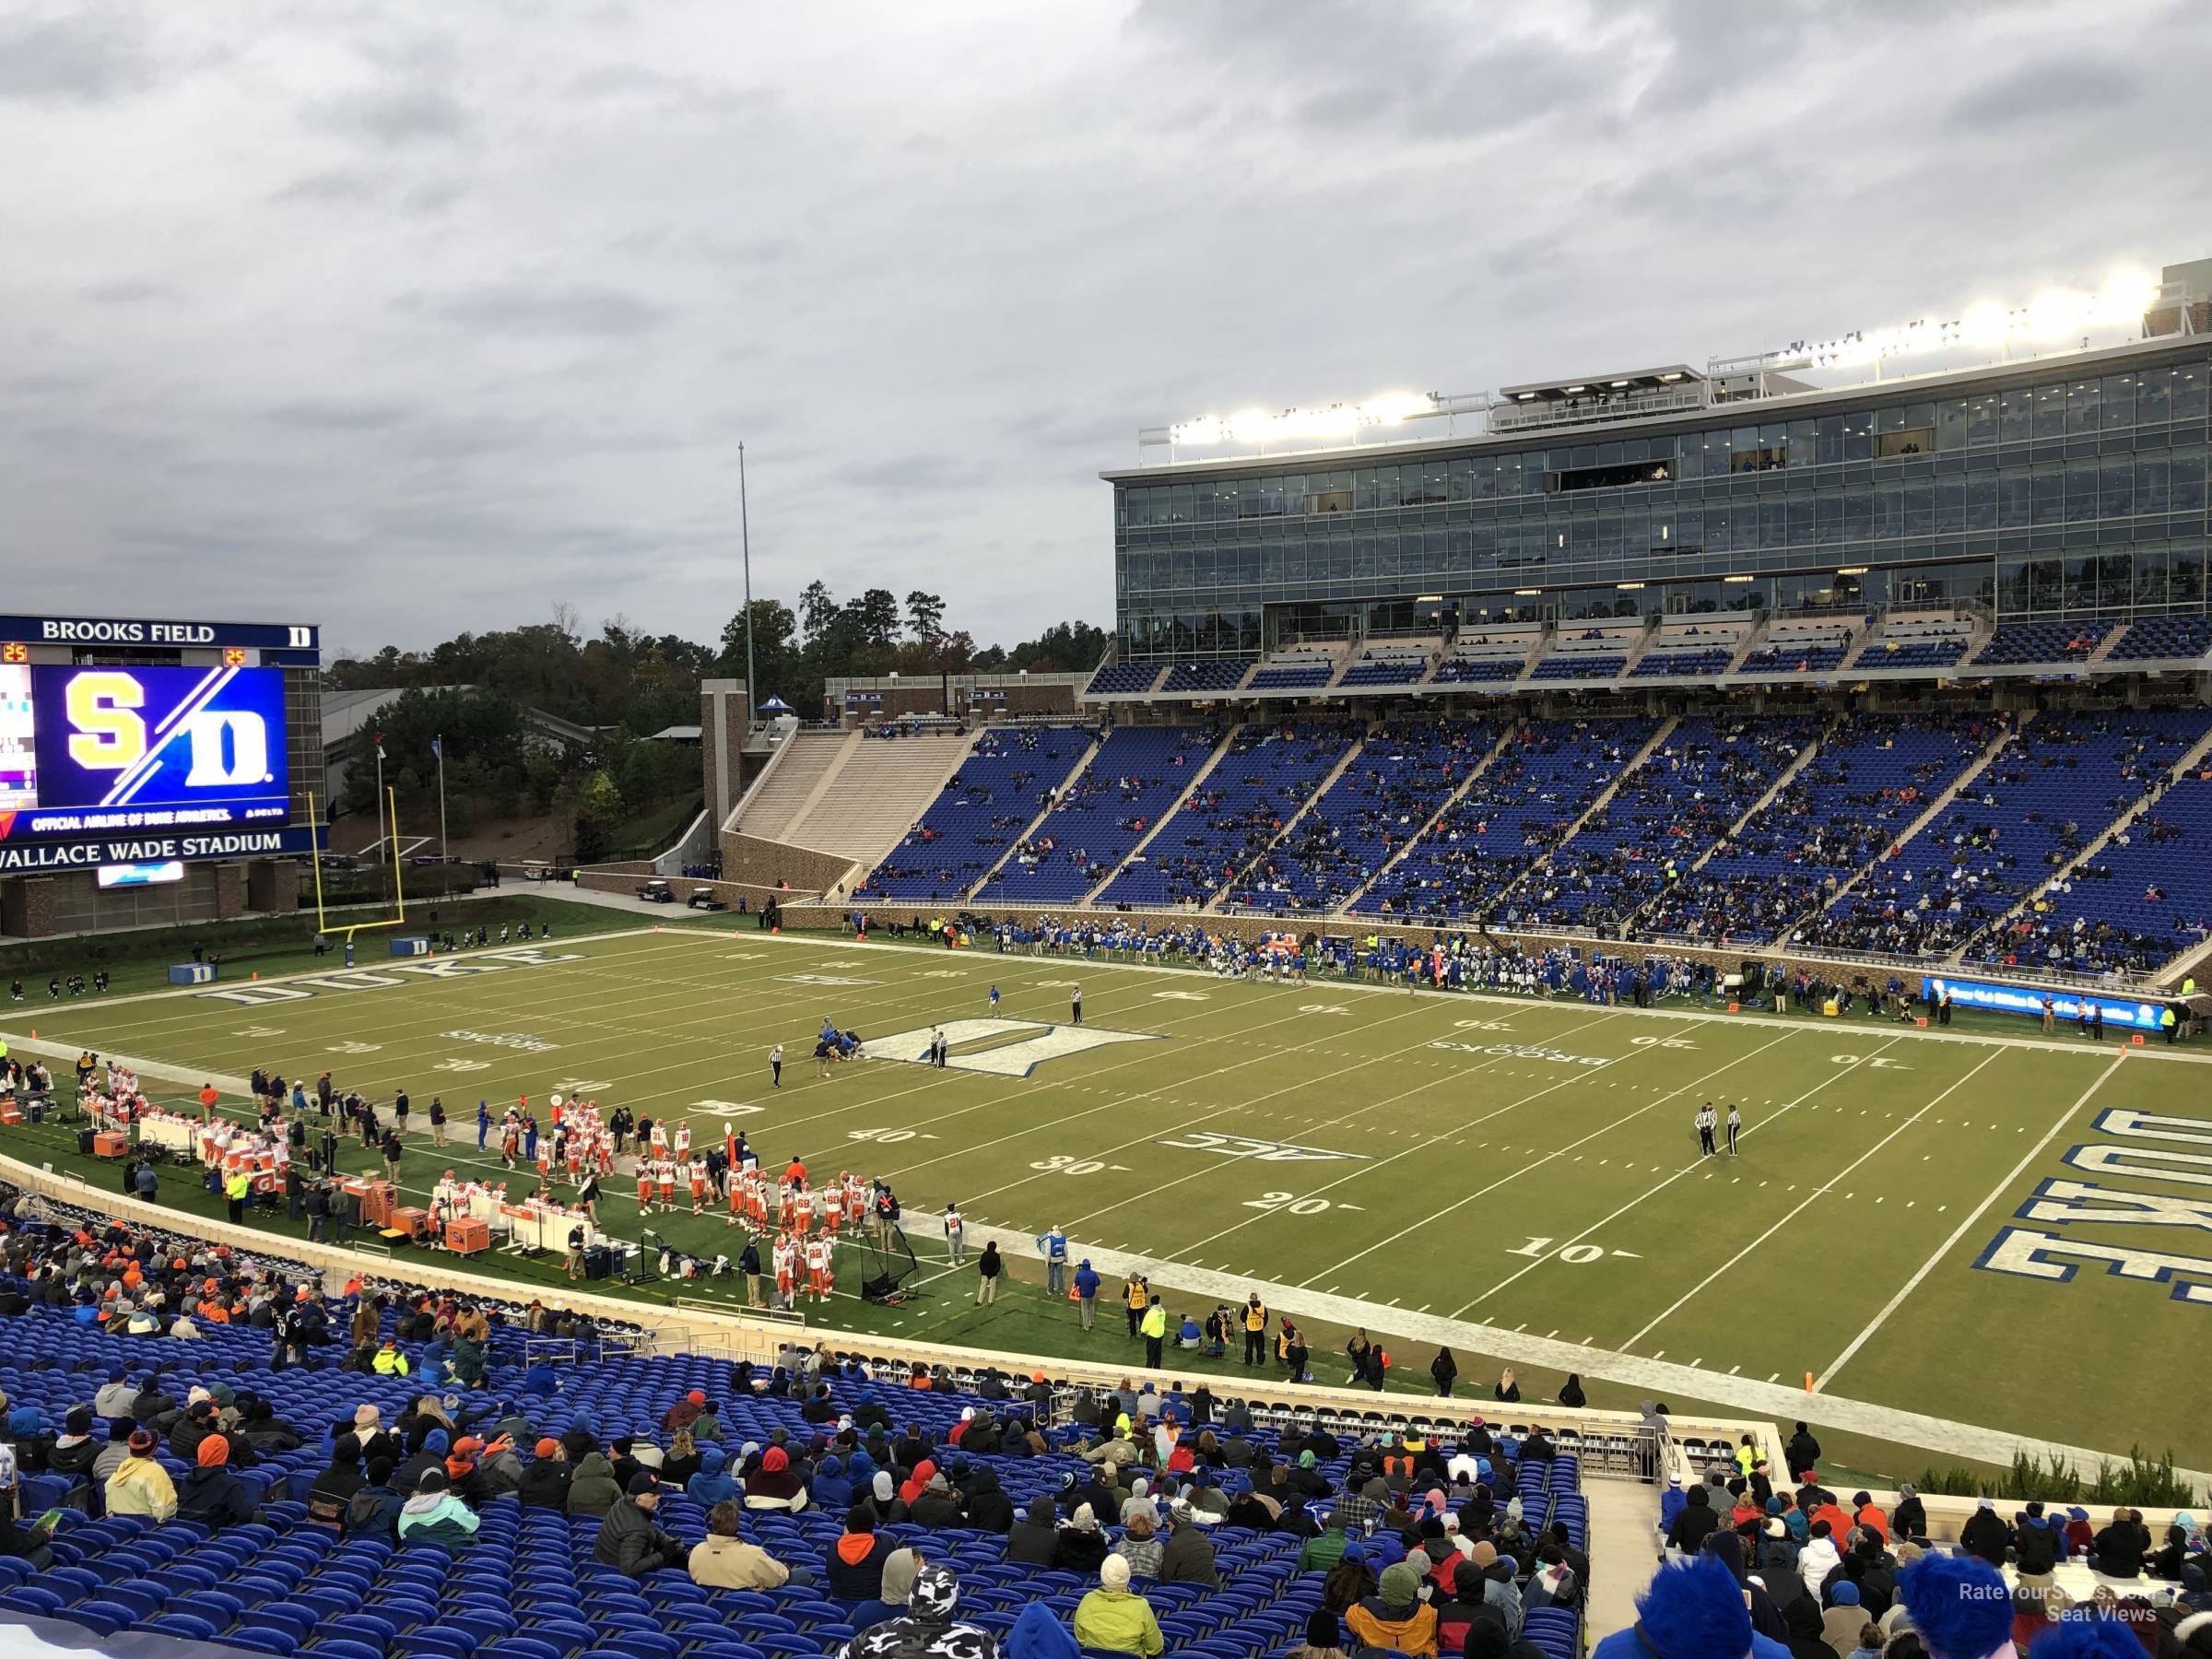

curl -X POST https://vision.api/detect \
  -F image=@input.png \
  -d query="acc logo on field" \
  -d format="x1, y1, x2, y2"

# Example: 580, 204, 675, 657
859, 1018, 1164, 1079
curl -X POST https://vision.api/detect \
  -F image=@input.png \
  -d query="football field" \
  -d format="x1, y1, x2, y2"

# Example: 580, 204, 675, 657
7, 921, 2208, 1485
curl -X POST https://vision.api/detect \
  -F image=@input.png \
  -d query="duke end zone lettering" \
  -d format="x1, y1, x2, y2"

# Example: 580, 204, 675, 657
0, 825, 324, 873
196, 946, 585, 1004
1976, 1107, 2212, 1307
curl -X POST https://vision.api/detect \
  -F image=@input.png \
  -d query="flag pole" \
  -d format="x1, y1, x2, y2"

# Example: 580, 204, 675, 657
373, 735, 387, 901
739, 441, 758, 717
436, 735, 448, 865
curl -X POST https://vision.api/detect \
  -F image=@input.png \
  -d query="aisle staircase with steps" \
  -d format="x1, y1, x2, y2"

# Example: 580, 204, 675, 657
1483, 717, 1678, 914
1077, 728, 1238, 904
1335, 720, 1521, 915
1811, 714, 2026, 913
1207, 720, 1378, 903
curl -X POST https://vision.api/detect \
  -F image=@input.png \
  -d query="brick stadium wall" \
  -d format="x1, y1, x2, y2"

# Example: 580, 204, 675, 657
992, 684, 1080, 715
713, 832, 855, 896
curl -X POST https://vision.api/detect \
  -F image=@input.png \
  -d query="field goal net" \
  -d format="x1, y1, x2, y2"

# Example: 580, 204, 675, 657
860, 1224, 921, 1304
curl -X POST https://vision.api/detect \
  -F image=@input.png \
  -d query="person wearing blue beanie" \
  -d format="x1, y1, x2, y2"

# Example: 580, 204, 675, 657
1895, 1552, 2013, 1659
1592, 1554, 1790, 1659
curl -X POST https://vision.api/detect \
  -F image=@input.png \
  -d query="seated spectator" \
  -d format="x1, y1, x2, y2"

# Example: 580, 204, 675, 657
1006, 1503, 1059, 1567
1074, 1553, 1163, 1656
565, 1448, 619, 1517
908, 1468, 967, 1528
1289, 1609, 1348, 1659
849, 1545, 922, 1637
688, 1444, 739, 1508
1055, 1502, 1111, 1574
661, 1388, 706, 1435
176, 1434, 257, 1530
104, 1428, 176, 1522
396, 1467, 478, 1549
839, 1562, 996, 1659
347, 1458, 405, 1539
521, 1440, 571, 1509
46, 1406, 100, 1488
744, 1443, 809, 1510
595, 1473, 687, 1575
1116, 1508, 1165, 1579
1346, 1560, 1441, 1657
829, 1505, 897, 1601
690, 1497, 812, 1588
1158, 1502, 1220, 1587
661, 1428, 702, 1486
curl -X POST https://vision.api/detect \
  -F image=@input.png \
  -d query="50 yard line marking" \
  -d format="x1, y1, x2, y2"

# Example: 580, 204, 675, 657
1814, 1049, 2129, 1393
1619, 1046, 2006, 1351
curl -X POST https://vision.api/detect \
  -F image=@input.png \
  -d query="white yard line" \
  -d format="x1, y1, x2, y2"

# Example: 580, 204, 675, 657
1815, 1049, 2131, 1393
1621, 1046, 2006, 1350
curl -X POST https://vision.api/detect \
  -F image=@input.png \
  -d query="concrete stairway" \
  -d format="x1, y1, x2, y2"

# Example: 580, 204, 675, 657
1951, 718, 2212, 970
1485, 717, 1679, 915
1206, 720, 1376, 905
1815, 715, 2027, 912
965, 728, 1107, 897
730, 730, 849, 843
1335, 721, 1522, 914
1077, 727, 1237, 904
784, 730, 978, 866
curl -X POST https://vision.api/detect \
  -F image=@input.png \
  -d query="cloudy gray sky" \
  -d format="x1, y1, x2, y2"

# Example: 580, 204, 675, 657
4, 0, 2204, 659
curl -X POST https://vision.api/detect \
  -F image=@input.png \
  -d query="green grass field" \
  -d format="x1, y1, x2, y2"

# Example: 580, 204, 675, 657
6, 922, 2206, 1488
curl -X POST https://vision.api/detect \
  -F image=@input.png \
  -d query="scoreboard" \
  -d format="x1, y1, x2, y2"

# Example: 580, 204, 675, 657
0, 664, 289, 844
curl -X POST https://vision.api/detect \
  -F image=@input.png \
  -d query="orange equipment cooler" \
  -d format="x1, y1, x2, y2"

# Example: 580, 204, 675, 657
93, 1130, 130, 1158
446, 1218, 490, 1254
358, 1182, 398, 1228
393, 1206, 433, 1241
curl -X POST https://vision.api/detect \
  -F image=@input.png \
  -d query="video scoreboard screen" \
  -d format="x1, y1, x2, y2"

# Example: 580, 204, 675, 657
0, 665, 289, 843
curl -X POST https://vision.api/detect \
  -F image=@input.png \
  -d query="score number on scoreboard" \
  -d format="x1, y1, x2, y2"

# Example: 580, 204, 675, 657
0, 664, 289, 841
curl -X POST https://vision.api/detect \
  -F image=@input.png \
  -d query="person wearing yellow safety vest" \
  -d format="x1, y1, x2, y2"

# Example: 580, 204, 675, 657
1124, 1275, 1148, 1339
2164, 1005, 2181, 1044
373, 1338, 412, 1377
1140, 1297, 1168, 1369
1241, 1295, 1268, 1367
224, 1167, 251, 1226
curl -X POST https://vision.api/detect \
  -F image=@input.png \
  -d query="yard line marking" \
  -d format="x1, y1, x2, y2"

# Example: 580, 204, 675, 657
1619, 1048, 2004, 1351
1816, 1050, 2129, 1393
1450, 1031, 1907, 1319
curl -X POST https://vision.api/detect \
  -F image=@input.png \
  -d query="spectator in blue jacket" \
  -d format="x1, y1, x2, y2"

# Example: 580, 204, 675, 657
1072, 1260, 1101, 1331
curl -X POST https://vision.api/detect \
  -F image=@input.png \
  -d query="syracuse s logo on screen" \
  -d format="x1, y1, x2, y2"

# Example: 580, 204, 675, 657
65, 668, 276, 799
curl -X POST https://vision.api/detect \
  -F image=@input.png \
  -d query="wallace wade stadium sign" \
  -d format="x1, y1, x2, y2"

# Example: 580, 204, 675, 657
0, 826, 324, 874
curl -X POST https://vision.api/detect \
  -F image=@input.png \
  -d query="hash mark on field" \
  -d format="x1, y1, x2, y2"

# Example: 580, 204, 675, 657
1767, 1372, 1780, 1384
1728, 1365, 1740, 1376
1546, 1329, 1558, 1339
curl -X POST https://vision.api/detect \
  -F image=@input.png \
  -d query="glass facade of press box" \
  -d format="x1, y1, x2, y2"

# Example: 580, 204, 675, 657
1108, 344, 2212, 659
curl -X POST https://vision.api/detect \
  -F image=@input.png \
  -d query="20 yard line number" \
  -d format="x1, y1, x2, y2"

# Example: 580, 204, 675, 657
1242, 1190, 1338, 1217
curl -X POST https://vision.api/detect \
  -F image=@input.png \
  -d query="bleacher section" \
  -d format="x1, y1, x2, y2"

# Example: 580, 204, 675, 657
1225, 719, 1502, 913
2106, 615, 2212, 662
1813, 709, 2212, 960
1085, 662, 1164, 697
1096, 723, 1359, 907
1856, 616, 1974, 672
989, 725, 1220, 903
0, 1199, 1592, 1659
731, 732, 849, 845
1161, 660, 1252, 694
1336, 645, 1432, 688
1980, 769, 2212, 976
1640, 714, 1994, 944
1626, 623, 1747, 680
1431, 631, 1538, 688
855, 726, 1096, 903
1529, 718, 1818, 930
1970, 622, 2113, 668
1359, 720, 1656, 921
1736, 622, 1855, 677
1245, 650, 1337, 691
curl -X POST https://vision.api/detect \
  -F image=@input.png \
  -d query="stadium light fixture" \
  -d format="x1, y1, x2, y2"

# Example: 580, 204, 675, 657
1514, 588, 1541, 596
1724, 574, 1756, 583
1617, 582, 1646, 591
1785, 271, 2156, 371
1168, 391, 1439, 449
1837, 566, 1869, 576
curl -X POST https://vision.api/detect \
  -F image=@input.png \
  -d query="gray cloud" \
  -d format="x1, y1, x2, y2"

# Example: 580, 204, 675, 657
404, 282, 671, 337
0, 8, 155, 103
1947, 54, 2138, 130
3, 0, 2208, 657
